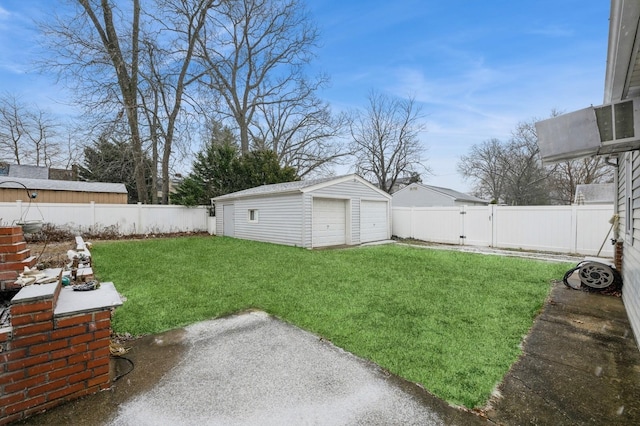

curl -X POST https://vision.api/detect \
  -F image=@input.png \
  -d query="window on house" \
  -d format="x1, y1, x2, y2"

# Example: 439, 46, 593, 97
248, 209, 259, 222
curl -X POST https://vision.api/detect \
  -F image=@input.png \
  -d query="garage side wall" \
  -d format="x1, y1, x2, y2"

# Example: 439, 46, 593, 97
621, 151, 640, 348
229, 193, 305, 247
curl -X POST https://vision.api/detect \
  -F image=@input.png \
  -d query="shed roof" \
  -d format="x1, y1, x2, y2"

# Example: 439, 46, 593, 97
393, 182, 488, 204
0, 176, 127, 194
213, 174, 391, 201
574, 183, 615, 204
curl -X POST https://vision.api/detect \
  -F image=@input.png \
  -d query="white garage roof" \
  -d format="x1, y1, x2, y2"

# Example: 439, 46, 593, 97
213, 174, 391, 201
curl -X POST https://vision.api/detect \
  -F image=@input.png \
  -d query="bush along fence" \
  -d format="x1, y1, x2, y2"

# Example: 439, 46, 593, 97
0, 226, 122, 424
0, 201, 211, 236
392, 204, 616, 257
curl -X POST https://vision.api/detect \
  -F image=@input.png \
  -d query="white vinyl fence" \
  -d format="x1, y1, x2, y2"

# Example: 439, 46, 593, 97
393, 204, 616, 257
0, 201, 211, 235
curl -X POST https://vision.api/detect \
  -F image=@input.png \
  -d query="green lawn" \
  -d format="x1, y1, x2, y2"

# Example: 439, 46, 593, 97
92, 236, 569, 408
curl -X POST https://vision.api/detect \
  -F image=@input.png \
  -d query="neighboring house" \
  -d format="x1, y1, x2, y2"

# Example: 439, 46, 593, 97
535, 0, 640, 348
213, 174, 392, 248
0, 163, 77, 181
574, 183, 615, 205
0, 176, 127, 204
392, 183, 488, 207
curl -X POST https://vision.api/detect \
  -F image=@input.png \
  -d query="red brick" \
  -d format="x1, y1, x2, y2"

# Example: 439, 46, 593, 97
0, 241, 27, 251
30, 338, 69, 355
94, 319, 111, 330
51, 343, 87, 360
0, 392, 24, 409
0, 369, 25, 385
33, 311, 53, 322
69, 332, 94, 346
51, 325, 86, 340
9, 313, 34, 326
27, 378, 67, 397
27, 359, 67, 376
0, 234, 24, 245
68, 351, 92, 365
0, 270, 18, 281
0, 226, 22, 235
55, 313, 94, 328
11, 301, 53, 316
88, 338, 110, 351
9, 333, 49, 349
88, 374, 110, 388
2, 249, 31, 262
0, 348, 26, 363
5, 395, 47, 415
4, 374, 46, 393
49, 363, 85, 381
93, 346, 110, 359
93, 310, 112, 321
0, 331, 11, 343
7, 353, 49, 371
94, 329, 111, 340
87, 356, 109, 369
48, 382, 85, 401
69, 369, 93, 384
91, 364, 110, 377
13, 321, 53, 337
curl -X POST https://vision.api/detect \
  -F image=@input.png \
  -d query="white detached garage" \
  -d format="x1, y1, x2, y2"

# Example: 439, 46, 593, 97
213, 174, 391, 248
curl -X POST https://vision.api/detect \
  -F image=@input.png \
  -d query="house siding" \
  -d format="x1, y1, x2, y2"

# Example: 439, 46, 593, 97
622, 150, 640, 347
231, 194, 304, 246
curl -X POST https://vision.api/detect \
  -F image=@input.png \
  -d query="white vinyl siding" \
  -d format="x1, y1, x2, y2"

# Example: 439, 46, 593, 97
360, 200, 389, 243
232, 194, 304, 246
623, 151, 640, 347
312, 198, 347, 247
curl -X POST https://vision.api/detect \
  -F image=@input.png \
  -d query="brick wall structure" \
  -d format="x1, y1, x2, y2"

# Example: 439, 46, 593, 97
0, 227, 122, 424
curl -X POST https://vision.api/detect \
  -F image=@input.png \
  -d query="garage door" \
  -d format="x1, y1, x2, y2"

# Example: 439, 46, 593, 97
361, 200, 388, 243
312, 198, 347, 247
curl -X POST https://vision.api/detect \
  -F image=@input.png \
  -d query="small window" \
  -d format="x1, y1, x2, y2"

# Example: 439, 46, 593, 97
248, 209, 259, 222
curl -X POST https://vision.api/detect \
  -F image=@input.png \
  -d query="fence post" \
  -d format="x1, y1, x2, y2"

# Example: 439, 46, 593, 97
570, 205, 578, 254
410, 207, 415, 239
16, 200, 22, 224
90, 201, 96, 229
459, 205, 466, 246
490, 204, 497, 248
137, 202, 143, 234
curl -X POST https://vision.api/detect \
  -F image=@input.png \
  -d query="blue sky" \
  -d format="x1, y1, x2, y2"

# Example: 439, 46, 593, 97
0, 0, 611, 192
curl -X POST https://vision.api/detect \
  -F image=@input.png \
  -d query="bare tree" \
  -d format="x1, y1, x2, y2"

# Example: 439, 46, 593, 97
457, 138, 505, 202
255, 87, 349, 178
197, 0, 327, 157
501, 121, 553, 205
137, 0, 215, 203
548, 158, 614, 204
349, 91, 427, 193
41, 0, 148, 202
0, 93, 64, 167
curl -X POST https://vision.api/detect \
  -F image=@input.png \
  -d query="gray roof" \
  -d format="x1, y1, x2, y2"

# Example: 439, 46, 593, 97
213, 174, 395, 202
411, 183, 488, 203
214, 175, 350, 201
6, 164, 49, 179
0, 176, 127, 194
574, 183, 615, 204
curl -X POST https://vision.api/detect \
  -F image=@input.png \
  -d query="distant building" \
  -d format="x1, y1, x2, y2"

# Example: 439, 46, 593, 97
573, 183, 615, 205
392, 183, 488, 207
0, 164, 127, 204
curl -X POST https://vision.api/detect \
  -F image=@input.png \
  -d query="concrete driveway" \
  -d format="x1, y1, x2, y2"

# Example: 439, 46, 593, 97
20, 310, 483, 425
